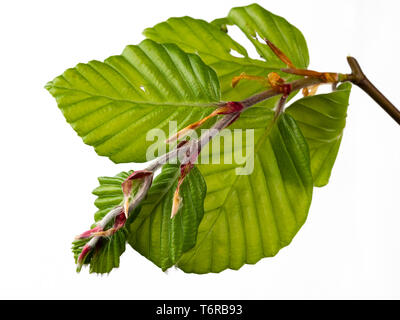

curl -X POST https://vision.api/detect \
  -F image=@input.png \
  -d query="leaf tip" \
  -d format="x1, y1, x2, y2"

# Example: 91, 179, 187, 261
44, 81, 53, 91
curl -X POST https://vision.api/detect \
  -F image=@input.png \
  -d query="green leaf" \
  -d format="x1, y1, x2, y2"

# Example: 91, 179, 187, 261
92, 171, 131, 222
286, 83, 352, 187
143, 16, 270, 102
89, 228, 128, 274
228, 3, 309, 69
58, 4, 344, 274
72, 228, 128, 274
46, 39, 220, 163
72, 238, 90, 270
74, 164, 206, 273
72, 171, 132, 274
175, 114, 313, 274
210, 17, 231, 32
128, 164, 207, 271
72, 170, 135, 274
143, 5, 309, 103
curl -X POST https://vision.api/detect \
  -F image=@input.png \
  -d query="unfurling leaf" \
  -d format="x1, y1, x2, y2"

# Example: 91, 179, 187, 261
72, 171, 133, 273
78, 165, 207, 272
72, 228, 128, 274
128, 165, 207, 271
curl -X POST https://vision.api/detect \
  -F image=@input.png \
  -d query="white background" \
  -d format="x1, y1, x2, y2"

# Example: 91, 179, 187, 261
0, 0, 399, 299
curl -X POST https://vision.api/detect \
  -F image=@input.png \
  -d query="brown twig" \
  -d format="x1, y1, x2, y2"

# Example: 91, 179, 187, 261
346, 56, 400, 125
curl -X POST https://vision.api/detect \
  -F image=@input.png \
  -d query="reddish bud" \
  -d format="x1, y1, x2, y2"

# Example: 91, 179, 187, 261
92, 211, 126, 238
216, 101, 244, 115
281, 83, 292, 97
113, 211, 126, 231
78, 244, 92, 264
122, 170, 153, 218
124, 170, 153, 182
75, 226, 103, 240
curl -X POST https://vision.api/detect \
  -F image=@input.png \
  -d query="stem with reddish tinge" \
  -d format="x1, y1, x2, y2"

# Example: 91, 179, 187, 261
144, 58, 400, 172
240, 76, 324, 108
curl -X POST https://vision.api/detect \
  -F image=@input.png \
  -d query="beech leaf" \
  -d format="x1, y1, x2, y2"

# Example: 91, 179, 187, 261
287, 83, 352, 186
46, 40, 220, 163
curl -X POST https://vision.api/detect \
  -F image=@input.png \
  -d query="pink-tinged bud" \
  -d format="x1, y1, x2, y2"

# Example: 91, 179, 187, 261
281, 83, 292, 97
113, 211, 126, 231
215, 101, 244, 115
77, 244, 92, 264
124, 170, 153, 181
75, 226, 103, 240
122, 170, 153, 218
122, 179, 133, 198
92, 210, 126, 238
